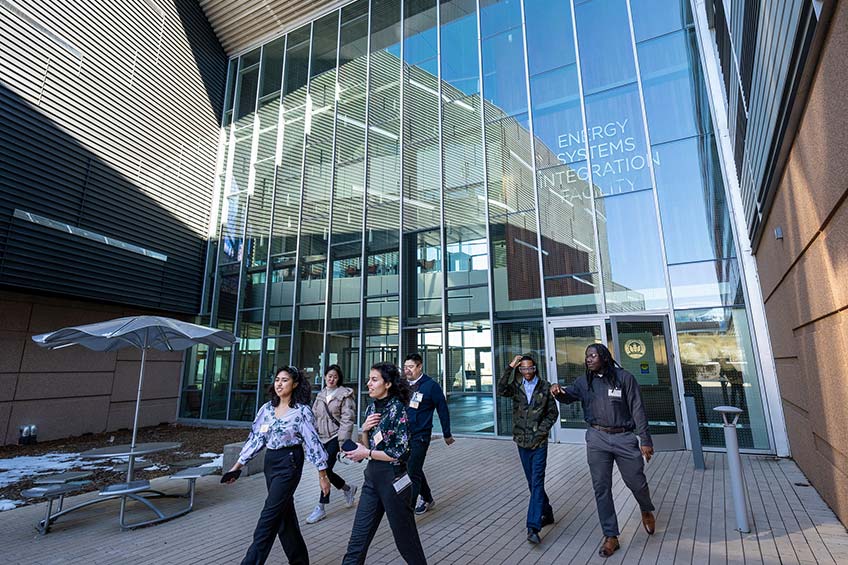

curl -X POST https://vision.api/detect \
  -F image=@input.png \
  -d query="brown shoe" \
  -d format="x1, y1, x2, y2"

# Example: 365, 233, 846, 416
598, 536, 620, 558
641, 511, 656, 535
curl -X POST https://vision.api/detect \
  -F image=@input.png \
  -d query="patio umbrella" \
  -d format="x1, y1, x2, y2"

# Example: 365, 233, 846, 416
32, 316, 236, 478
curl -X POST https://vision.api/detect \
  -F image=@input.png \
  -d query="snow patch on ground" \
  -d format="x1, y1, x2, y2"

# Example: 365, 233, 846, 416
0, 453, 111, 488
0, 499, 23, 511
199, 454, 222, 468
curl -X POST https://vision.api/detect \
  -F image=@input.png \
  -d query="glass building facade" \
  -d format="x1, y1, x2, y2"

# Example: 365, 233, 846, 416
180, 0, 774, 451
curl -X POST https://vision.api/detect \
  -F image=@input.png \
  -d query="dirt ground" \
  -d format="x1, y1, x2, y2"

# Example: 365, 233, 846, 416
0, 423, 249, 506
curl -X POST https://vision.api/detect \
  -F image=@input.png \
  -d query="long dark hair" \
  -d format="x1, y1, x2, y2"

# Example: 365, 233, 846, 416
585, 343, 622, 388
370, 362, 411, 405
269, 366, 312, 408
324, 364, 345, 388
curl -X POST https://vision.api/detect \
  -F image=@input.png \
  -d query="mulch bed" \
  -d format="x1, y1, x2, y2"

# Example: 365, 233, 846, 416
0, 423, 249, 506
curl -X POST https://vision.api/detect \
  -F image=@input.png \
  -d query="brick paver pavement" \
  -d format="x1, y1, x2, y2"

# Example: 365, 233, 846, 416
2, 438, 846, 564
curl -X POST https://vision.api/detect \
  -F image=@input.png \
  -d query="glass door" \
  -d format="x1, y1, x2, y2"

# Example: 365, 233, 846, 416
546, 318, 606, 444
610, 316, 683, 450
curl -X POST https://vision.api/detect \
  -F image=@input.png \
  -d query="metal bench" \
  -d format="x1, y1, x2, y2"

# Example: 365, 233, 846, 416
22, 481, 91, 535
168, 466, 218, 513
34, 471, 92, 485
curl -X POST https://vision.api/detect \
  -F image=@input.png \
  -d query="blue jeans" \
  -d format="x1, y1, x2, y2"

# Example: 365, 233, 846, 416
517, 443, 553, 532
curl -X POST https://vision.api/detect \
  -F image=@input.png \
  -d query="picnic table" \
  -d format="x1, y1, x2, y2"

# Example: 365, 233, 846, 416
27, 441, 216, 532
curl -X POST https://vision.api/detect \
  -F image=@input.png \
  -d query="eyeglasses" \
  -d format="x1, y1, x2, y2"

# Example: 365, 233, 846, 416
518, 366, 536, 372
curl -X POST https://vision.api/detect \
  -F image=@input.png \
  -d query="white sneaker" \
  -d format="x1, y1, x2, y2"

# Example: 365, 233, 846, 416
306, 504, 326, 524
344, 484, 358, 508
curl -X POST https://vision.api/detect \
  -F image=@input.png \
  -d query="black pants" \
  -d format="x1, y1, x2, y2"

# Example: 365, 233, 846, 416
241, 446, 308, 565
342, 460, 427, 565
319, 439, 348, 504
407, 437, 432, 505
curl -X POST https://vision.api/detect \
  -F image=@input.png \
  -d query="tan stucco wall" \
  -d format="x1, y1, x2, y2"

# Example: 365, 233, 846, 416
755, 1, 848, 526
0, 289, 184, 445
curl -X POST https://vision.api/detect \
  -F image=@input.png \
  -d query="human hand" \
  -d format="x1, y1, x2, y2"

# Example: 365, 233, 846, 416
509, 355, 523, 368
362, 413, 381, 432
641, 445, 654, 462
444, 436, 455, 446
345, 442, 370, 463
319, 474, 331, 495
221, 468, 242, 484
550, 383, 562, 396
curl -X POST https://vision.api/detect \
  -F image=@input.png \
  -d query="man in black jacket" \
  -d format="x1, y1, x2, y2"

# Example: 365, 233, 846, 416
403, 352, 454, 515
551, 343, 656, 558
497, 354, 559, 544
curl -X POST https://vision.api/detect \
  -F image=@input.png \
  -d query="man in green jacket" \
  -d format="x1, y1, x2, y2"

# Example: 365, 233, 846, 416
497, 354, 559, 544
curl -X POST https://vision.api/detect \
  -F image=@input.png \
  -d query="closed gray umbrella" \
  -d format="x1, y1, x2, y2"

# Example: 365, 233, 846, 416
33, 316, 236, 479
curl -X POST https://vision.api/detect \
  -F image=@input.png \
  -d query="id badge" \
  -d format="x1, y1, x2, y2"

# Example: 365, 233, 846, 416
259, 424, 270, 433
608, 388, 622, 398
409, 391, 423, 409
372, 430, 384, 446
393, 473, 411, 493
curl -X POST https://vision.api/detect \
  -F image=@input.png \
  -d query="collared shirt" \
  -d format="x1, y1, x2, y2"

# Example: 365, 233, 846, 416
365, 396, 410, 462
522, 375, 539, 404
238, 402, 328, 469
407, 375, 423, 389
554, 366, 653, 447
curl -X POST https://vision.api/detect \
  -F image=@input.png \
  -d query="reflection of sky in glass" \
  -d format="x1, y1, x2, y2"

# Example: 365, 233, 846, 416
630, 0, 690, 43
525, 0, 575, 75
654, 137, 733, 264
440, 10, 479, 95
575, 0, 636, 94
480, 0, 522, 36
598, 191, 666, 309
638, 31, 704, 145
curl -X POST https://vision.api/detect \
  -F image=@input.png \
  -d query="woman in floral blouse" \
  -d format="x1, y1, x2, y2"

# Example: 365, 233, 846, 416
341, 362, 427, 565
223, 366, 330, 565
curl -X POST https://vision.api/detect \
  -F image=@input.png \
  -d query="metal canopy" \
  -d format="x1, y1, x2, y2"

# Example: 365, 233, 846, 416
199, 0, 344, 55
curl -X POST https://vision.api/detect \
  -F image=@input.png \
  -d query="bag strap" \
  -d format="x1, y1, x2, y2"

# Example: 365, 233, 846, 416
323, 398, 341, 427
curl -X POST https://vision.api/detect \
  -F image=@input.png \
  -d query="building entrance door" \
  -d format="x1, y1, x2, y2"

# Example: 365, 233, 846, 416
546, 316, 684, 450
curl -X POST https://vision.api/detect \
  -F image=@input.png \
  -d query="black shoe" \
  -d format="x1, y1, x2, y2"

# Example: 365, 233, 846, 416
541, 514, 555, 527
527, 528, 541, 544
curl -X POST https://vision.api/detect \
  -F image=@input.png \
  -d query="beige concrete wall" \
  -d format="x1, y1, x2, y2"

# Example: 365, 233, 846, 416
0, 289, 185, 445
755, 1, 848, 526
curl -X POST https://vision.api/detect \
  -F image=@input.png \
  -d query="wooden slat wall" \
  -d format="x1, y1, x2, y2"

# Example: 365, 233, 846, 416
0, 0, 228, 313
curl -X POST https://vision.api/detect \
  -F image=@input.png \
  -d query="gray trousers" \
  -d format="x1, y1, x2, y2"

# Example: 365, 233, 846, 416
586, 427, 655, 537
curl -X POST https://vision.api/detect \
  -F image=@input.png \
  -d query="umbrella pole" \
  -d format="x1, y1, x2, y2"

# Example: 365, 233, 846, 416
127, 348, 147, 482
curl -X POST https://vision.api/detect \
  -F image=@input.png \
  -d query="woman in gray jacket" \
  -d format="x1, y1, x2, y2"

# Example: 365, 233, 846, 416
306, 364, 358, 523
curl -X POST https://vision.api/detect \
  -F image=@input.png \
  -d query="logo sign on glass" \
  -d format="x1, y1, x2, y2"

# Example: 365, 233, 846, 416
618, 332, 657, 386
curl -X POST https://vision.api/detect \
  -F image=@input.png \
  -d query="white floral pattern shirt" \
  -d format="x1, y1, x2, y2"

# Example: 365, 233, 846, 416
238, 402, 328, 470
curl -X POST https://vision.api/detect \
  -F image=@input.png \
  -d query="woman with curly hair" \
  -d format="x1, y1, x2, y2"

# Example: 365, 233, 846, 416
223, 366, 330, 565
306, 364, 358, 524
341, 362, 427, 564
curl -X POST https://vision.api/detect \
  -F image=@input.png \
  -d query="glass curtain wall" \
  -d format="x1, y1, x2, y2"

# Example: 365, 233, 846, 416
630, 0, 767, 448
188, 0, 771, 450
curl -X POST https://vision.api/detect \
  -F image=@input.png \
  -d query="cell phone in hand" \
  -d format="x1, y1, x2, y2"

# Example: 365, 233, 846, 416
220, 469, 242, 483
341, 439, 358, 452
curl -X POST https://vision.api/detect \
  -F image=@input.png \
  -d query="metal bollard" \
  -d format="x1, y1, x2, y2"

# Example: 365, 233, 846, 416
714, 406, 750, 533
685, 395, 705, 470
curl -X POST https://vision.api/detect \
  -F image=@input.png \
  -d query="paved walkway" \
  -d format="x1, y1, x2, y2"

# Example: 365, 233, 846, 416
2, 438, 847, 564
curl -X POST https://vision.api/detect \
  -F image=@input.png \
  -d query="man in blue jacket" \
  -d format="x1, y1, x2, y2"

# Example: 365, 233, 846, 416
403, 352, 454, 515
